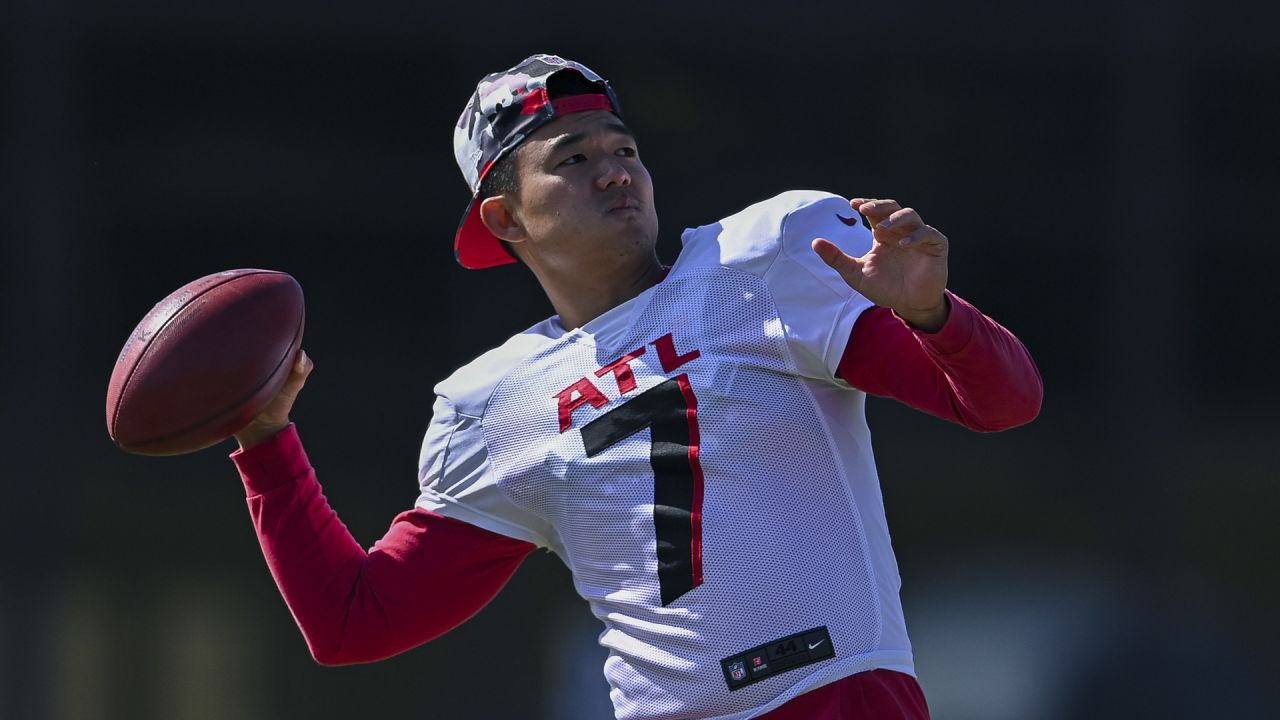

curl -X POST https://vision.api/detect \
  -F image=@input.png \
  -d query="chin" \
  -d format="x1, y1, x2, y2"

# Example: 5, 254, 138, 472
621, 227, 660, 259
592, 236, 652, 270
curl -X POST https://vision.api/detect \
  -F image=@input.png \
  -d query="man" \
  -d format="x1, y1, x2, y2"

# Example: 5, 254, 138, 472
231, 54, 1042, 719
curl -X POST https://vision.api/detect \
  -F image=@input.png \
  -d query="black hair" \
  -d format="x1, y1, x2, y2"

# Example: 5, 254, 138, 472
475, 147, 522, 263
478, 148, 520, 200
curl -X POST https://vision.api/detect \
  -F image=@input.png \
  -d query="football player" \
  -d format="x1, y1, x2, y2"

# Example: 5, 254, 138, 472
231, 54, 1042, 719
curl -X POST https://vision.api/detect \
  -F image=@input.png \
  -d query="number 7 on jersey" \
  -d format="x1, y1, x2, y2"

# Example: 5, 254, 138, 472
581, 374, 704, 606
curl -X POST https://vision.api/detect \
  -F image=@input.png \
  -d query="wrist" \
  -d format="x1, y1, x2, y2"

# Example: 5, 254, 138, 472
895, 295, 950, 333
234, 420, 290, 451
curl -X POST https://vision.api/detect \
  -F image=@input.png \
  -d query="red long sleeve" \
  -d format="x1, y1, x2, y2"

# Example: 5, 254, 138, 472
230, 425, 536, 665
837, 291, 1043, 431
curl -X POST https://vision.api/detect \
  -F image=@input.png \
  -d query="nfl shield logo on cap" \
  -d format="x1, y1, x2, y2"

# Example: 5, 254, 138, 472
451, 54, 622, 269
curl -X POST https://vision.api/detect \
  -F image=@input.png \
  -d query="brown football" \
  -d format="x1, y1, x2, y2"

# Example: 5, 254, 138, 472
106, 269, 305, 455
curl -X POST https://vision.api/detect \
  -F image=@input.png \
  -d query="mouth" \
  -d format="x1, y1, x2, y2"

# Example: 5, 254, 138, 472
608, 195, 639, 213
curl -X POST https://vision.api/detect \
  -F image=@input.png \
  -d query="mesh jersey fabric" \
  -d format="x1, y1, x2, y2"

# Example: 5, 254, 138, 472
417, 191, 915, 720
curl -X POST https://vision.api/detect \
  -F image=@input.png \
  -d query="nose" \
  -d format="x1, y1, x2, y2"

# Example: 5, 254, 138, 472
596, 157, 631, 190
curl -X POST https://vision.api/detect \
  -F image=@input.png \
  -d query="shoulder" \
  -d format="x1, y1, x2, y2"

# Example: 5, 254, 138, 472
434, 317, 563, 418
418, 319, 564, 550
675, 190, 859, 276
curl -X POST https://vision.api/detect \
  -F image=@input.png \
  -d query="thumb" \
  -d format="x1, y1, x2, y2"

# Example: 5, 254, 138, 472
293, 348, 314, 380
811, 238, 866, 292
233, 349, 313, 450
280, 349, 314, 397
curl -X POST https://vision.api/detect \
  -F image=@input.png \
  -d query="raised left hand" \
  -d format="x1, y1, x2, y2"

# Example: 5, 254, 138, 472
812, 197, 950, 332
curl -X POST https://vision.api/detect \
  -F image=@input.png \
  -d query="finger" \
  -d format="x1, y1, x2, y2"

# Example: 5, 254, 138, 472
875, 208, 924, 236
811, 238, 866, 291
899, 226, 948, 255
854, 198, 901, 226
845, 199, 873, 230
850, 198, 896, 221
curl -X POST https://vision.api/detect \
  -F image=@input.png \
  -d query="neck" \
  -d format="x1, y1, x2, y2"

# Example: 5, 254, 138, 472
534, 256, 666, 331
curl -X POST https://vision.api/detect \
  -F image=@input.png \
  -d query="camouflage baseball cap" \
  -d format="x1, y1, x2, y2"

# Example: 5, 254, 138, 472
452, 53, 622, 269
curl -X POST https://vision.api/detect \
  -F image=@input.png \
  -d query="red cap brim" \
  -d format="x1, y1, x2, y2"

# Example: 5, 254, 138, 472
454, 195, 518, 270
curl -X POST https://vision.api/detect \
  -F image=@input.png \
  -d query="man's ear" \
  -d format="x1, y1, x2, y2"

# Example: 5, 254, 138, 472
479, 195, 527, 244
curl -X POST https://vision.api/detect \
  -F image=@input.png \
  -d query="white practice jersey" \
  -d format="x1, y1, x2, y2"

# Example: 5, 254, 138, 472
417, 191, 915, 720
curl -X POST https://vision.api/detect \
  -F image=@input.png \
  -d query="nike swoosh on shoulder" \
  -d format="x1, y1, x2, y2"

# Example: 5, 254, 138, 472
836, 213, 870, 230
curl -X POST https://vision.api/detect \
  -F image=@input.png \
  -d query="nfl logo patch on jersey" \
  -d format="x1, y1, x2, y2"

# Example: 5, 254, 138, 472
721, 626, 835, 690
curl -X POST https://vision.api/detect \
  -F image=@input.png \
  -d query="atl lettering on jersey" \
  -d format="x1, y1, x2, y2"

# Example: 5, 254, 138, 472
554, 332, 701, 432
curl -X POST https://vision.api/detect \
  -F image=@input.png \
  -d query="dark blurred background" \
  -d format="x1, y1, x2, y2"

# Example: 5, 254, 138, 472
3, 1, 1278, 718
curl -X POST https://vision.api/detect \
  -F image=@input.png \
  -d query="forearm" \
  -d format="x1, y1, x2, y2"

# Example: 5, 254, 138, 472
839, 291, 1043, 431
232, 425, 535, 664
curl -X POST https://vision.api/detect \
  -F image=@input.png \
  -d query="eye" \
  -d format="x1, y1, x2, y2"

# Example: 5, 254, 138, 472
616, 146, 637, 157
558, 153, 586, 167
